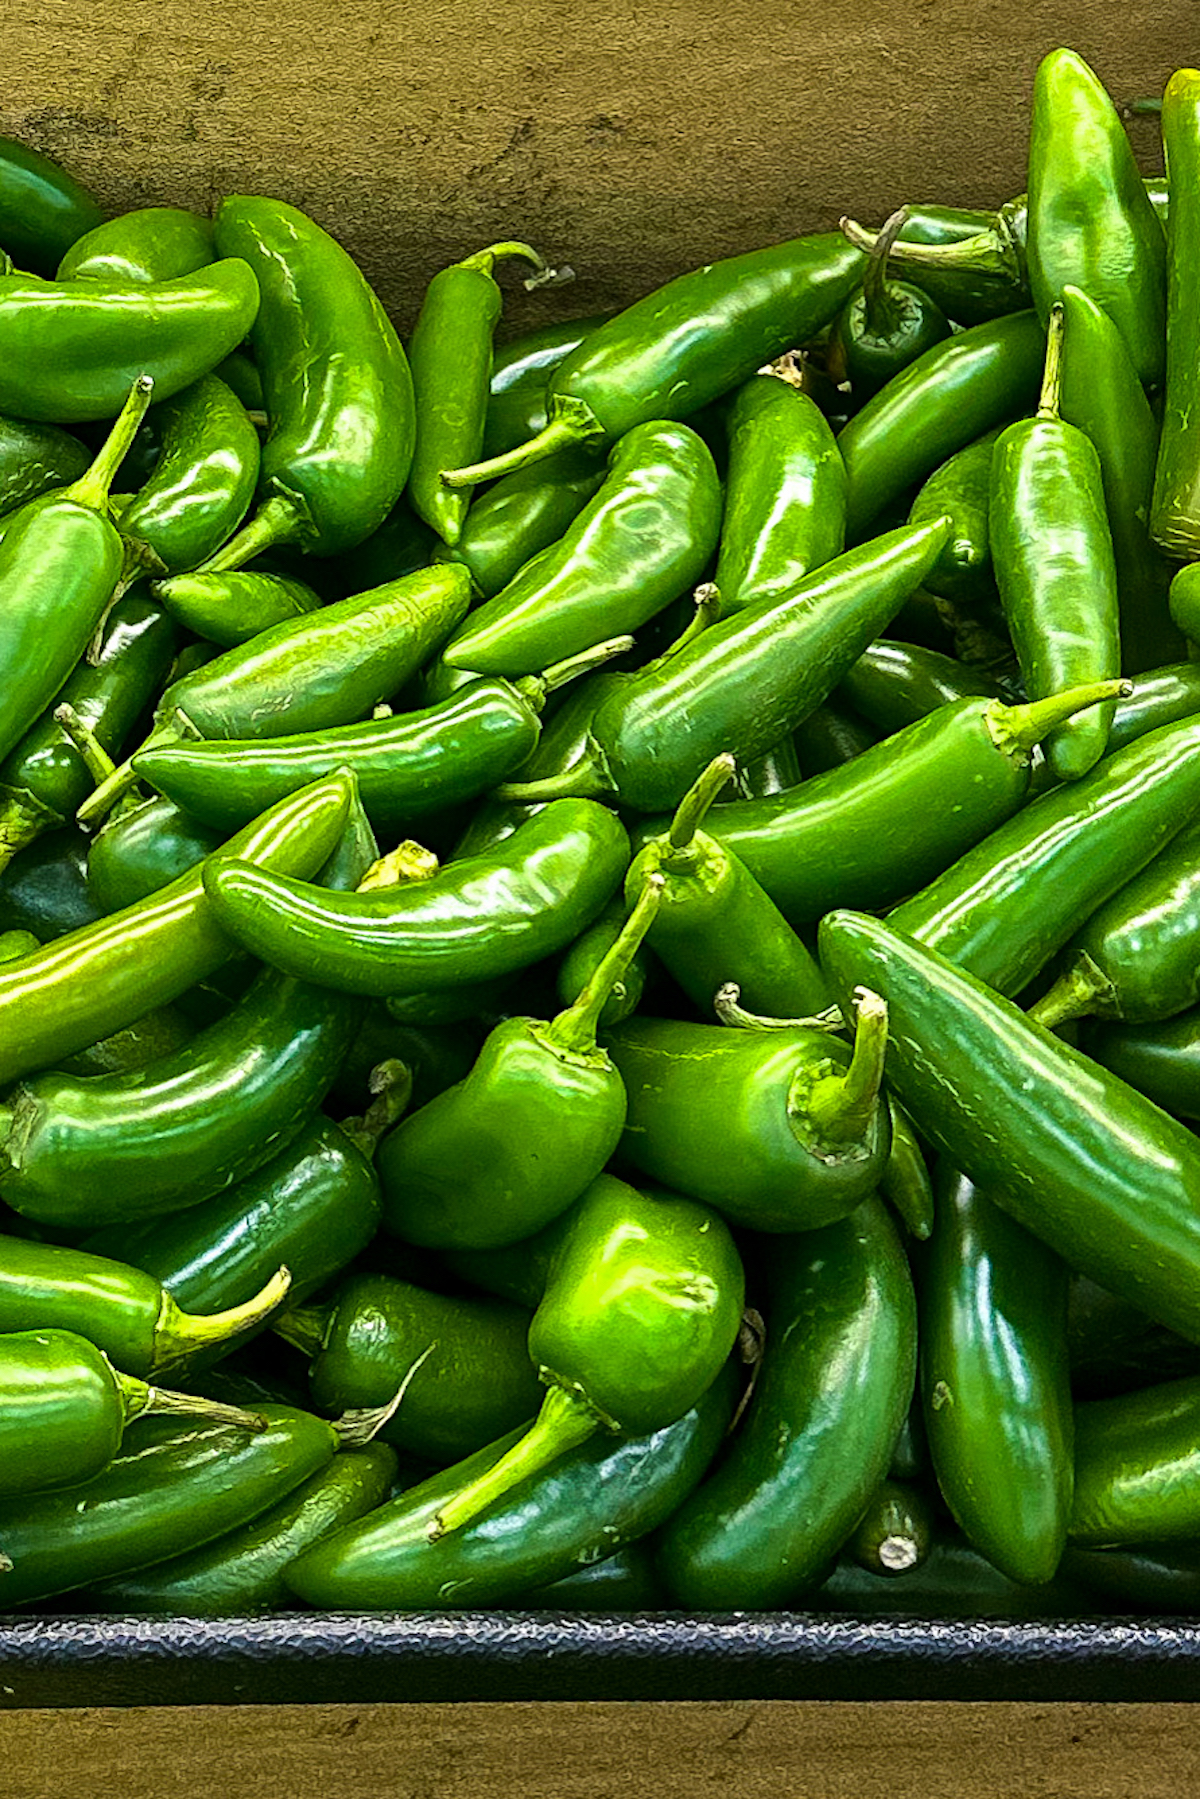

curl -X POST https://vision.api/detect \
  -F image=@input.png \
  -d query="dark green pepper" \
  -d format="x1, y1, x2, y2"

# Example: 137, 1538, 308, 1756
0, 135, 103, 274
554, 895, 650, 1029
0, 414, 90, 519
1071, 1375, 1200, 1544
0, 826, 99, 941
906, 428, 1003, 608
1062, 1542, 1200, 1613
828, 206, 952, 399
1107, 662, 1200, 754
483, 313, 611, 460
86, 796, 223, 914
849, 1479, 937, 1578
1088, 1008, 1200, 1121
58, 206, 215, 285
838, 638, 1001, 733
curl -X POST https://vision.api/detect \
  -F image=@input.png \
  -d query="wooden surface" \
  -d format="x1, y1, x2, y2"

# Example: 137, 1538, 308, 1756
0, 1700, 1196, 1796
0, 0, 1185, 329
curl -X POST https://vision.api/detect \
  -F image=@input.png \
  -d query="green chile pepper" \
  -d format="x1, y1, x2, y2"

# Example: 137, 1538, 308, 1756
1067, 1272, 1200, 1400
0, 414, 90, 519
0, 1404, 337, 1607
407, 241, 564, 546
0, 377, 154, 767
991, 305, 1120, 782
117, 375, 261, 575
0, 135, 104, 273
0, 930, 39, 964
517, 1541, 666, 1610
1169, 564, 1200, 648
1106, 662, 1200, 754
844, 200, 1032, 327
625, 754, 829, 1018
214, 351, 264, 413
1153, 71, 1200, 556
58, 207, 215, 285
555, 896, 650, 1029
921, 1164, 1074, 1586
879, 1099, 935, 1241
0, 827, 99, 941
818, 909, 1200, 1345
1087, 1007, 1200, 1122
1027, 50, 1166, 386
0, 771, 352, 1087
376, 879, 660, 1250
152, 568, 322, 648
204, 197, 414, 565
838, 311, 1046, 541
849, 1479, 937, 1578
441, 233, 864, 487
0, 263, 260, 424
483, 313, 611, 460
793, 699, 877, 774
57, 1003, 195, 1079
838, 639, 1000, 733
86, 796, 222, 915
1071, 1376, 1200, 1544
285, 1363, 735, 1610
1062, 1542, 1200, 1613
88, 1442, 398, 1615
606, 994, 890, 1232
444, 446, 607, 599
906, 428, 1003, 608
331, 499, 435, 599
828, 207, 952, 399
443, 422, 721, 679
200, 798, 630, 998
817, 1527, 1095, 1617
656, 1195, 916, 1608
714, 373, 846, 615
0, 588, 176, 874
279, 1272, 541, 1463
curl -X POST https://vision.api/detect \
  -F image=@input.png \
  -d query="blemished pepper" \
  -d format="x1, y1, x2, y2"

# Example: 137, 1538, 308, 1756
406, 240, 567, 546
1152, 70, 1200, 558
152, 567, 322, 648
0, 135, 104, 274
0, 1235, 290, 1378
1026, 49, 1166, 385
496, 519, 953, 813
606, 993, 890, 1231
817, 908, 1200, 1345
1070, 1376, 1200, 1544
837, 311, 1046, 541
483, 313, 611, 460
0, 1328, 266, 1497
0, 375, 154, 768
443, 421, 722, 679
203, 196, 414, 565
827, 206, 952, 399
0, 1404, 337, 1608
58, 207, 215, 285
655, 1196, 915, 1608
921, 1164, 1074, 1586
278, 1272, 541, 1463
285, 1362, 735, 1610
713, 373, 846, 615
116, 375, 261, 576
0, 413, 90, 519
701, 681, 1124, 927
377, 879, 660, 1250
424, 1170, 743, 1540
990, 303, 1121, 782
0, 770, 353, 1088
906, 428, 1003, 609
444, 446, 607, 599
200, 797, 630, 998
624, 754, 830, 1018
0, 263, 260, 424
439, 232, 865, 487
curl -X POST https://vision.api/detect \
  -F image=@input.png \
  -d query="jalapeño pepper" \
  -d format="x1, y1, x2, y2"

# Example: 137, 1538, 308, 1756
0, 135, 104, 274
1152, 70, 1200, 558
58, 207, 215, 285
828, 206, 951, 398
0, 414, 90, 519
152, 568, 322, 648
117, 375, 261, 576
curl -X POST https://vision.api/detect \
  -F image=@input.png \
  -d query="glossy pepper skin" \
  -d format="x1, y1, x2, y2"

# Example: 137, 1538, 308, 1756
817, 909, 1200, 1346
1071, 1376, 1200, 1545
0, 414, 89, 519
606, 999, 890, 1232
0, 771, 352, 1087
1152, 71, 1200, 558
444, 422, 722, 679
828, 207, 952, 399
921, 1165, 1073, 1586
152, 568, 321, 648
282, 1272, 541, 1463
1088, 1008, 1200, 1121
837, 311, 1045, 541
0, 1405, 336, 1608
656, 1196, 916, 1609
0, 827, 99, 942
0, 135, 104, 273
117, 374, 261, 576
377, 879, 659, 1250
838, 639, 1000, 733
285, 1363, 735, 1610
1107, 662, 1200, 755
0, 263, 260, 424
89, 1443, 397, 1615
201, 798, 630, 998
58, 207, 215, 285
713, 373, 846, 615
878, 200, 1032, 326
483, 312, 611, 459
441, 233, 865, 486
906, 428, 1002, 608
86, 796, 222, 915
498, 519, 953, 813
444, 447, 606, 599
205, 197, 414, 562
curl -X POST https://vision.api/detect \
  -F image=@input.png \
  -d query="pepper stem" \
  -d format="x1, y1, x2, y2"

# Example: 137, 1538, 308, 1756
67, 374, 155, 513
797, 986, 889, 1145
272, 1303, 330, 1359
53, 704, 116, 785
666, 754, 737, 854
441, 396, 605, 490
334, 1340, 439, 1447
339, 1056, 414, 1156
115, 1367, 267, 1432
458, 241, 575, 292
1038, 303, 1065, 420
856, 206, 910, 337
195, 491, 307, 574
986, 679, 1132, 760
149, 1266, 294, 1376
1027, 951, 1116, 1032
544, 874, 664, 1055
533, 635, 636, 697
496, 751, 613, 804
839, 215, 1019, 282
714, 981, 846, 1033
430, 1382, 601, 1540
75, 721, 181, 830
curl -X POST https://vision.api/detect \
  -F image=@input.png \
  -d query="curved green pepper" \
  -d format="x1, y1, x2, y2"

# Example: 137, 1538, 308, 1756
828, 207, 951, 398
655, 1195, 915, 1608
117, 375, 261, 575
906, 428, 1003, 608
483, 313, 611, 459
1088, 1007, 1200, 1122
0, 414, 90, 519
152, 567, 322, 648
1107, 662, 1200, 755
444, 446, 607, 598
1072, 1375, 1200, 1544
838, 638, 1000, 733
58, 206, 215, 285
1152, 70, 1200, 557
0, 135, 104, 273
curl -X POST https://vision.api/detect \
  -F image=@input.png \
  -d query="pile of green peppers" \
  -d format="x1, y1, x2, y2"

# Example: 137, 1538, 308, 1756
5, 48, 1200, 1622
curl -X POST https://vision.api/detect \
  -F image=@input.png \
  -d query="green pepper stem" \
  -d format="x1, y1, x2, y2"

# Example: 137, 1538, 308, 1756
856, 206, 910, 338
799, 986, 889, 1144
714, 981, 846, 1033
441, 396, 605, 490
1027, 951, 1116, 1032
666, 754, 738, 854
839, 214, 1020, 282
52, 703, 116, 784
338, 1056, 414, 1156
458, 241, 574, 292
115, 1367, 268, 1432
75, 720, 181, 830
150, 1266, 294, 1375
195, 491, 306, 574
272, 1304, 331, 1359
1038, 303, 1065, 420
544, 874, 664, 1055
334, 1340, 439, 1447
532, 636, 636, 698
496, 750, 613, 804
986, 679, 1133, 759
0, 790, 60, 877
430, 1382, 601, 1540
67, 374, 155, 513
